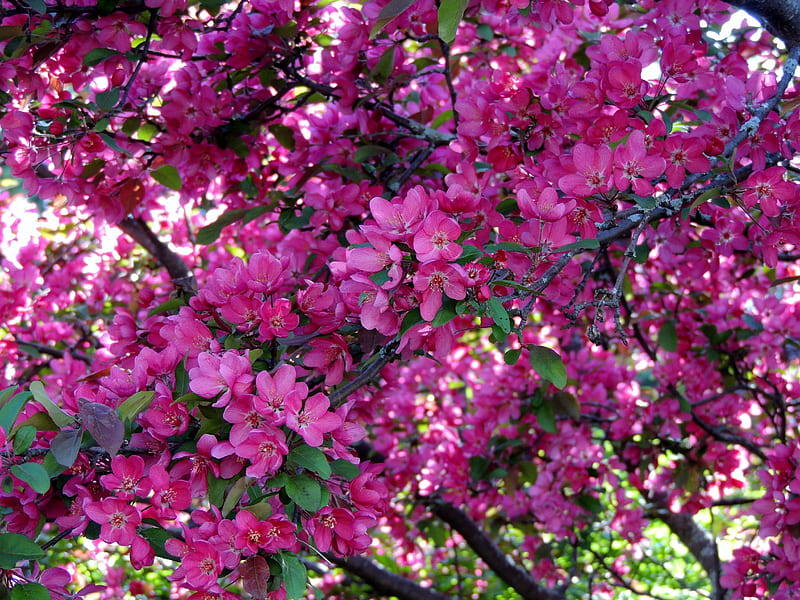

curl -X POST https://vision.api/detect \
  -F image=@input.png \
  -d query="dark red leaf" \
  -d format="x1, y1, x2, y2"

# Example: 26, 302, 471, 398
79, 399, 123, 457
241, 555, 270, 600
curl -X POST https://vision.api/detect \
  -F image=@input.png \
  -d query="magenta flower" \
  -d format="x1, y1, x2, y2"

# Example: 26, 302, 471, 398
84, 498, 142, 546
558, 143, 613, 197
613, 130, 665, 196
188, 350, 254, 408
304, 334, 353, 385
412, 261, 468, 322
285, 392, 343, 447
170, 541, 223, 591
99, 454, 150, 500
412, 210, 463, 263
255, 364, 307, 419
246, 250, 285, 294
146, 464, 192, 520
235, 425, 288, 477
257, 298, 299, 340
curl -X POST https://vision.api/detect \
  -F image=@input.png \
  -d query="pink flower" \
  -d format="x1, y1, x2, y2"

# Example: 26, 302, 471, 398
304, 335, 353, 386
412, 211, 462, 263
255, 364, 307, 419
234, 511, 296, 555
146, 464, 192, 520
170, 541, 223, 591
188, 350, 254, 408
412, 261, 469, 321
235, 425, 288, 477
518, 187, 575, 222
285, 392, 343, 447
558, 144, 613, 197
247, 251, 285, 294
84, 498, 142, 546
257, 298, 299, 340
100, 455, 150, 500
613, 130, 665, 195
368, 190, 426, 240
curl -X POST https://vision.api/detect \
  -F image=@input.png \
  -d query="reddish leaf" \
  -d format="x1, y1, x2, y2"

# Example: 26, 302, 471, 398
241, 555, 270, 600
79, 399, 123, 457
119, 178, 145, 214
50, 428, 82, 467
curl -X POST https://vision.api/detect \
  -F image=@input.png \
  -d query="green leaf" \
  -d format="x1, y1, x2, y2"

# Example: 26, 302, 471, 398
437, 0, 469, 44
268, 124, 296, 151
528, 345, 567, 390
285, 474, 325, 512
26, 0, 47, 12
469, 456, 490, 482
281, 552, 308, 599
0, 387, 27, 434
554, 238, 600, 253
331, 459, 361, 481
197, 208, 248, 245
288, 445, 331, 479
476, 23, 494, 40
535, 400, 557, 433
11, 583, 49, 600
0, 533, 44, 569
147, 296, 186, 317
658, 319, 678, 353
222, 476, 252, 516
486, 297, 511, 334
10, 463, 50, 494
79, 158, 106, 179
369, 0, 417, 39
550, 390, 581, 420
431, 109, 454, 129
399, 307, 423, 336
117, 391, 155, 423
95, 88, 119, 111
504, 348, 521, 365
12, 426, 36, 455
354, 145, 391, 163
30, 381, 74, 428
151, 165, 182, 191
140, 527, 175, 560
432, 299, 458, 327
456, 244, 483, 264
99, 132, 132, 156
0, 534, 44, 569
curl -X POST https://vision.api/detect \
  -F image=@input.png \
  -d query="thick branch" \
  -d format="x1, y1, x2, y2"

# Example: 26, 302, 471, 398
326, 554, 454, 600
117, 217, 196, 295
724, 0, 800, 45
429, 501, 566, 600
647, 493, 730, 600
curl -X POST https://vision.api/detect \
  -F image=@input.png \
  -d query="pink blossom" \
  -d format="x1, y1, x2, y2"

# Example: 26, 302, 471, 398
412, 211, 463, 263
304, 334, 353, 386
188, 350, 254, 408
412, 261, 469, 321
285, 392, 342, 447
84, 498, 142, 546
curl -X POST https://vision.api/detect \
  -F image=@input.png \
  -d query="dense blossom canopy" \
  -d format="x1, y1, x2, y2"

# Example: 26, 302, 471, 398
0, 0, 800, 598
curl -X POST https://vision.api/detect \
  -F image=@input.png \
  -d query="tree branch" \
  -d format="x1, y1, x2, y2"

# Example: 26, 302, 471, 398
428, 500, 567, 600
724, 0, 800, 45
326, 554, 455, 600
117, 217, 196, 295
646, 492, 730, 600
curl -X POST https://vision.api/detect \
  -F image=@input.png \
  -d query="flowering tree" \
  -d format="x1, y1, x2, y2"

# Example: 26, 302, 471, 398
1, 0, 800, 597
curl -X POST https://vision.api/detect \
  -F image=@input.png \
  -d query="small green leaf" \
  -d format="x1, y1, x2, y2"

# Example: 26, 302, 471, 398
550, 391, 581, 420
281, 552, 308, 599
554, 238, 600, 253
0, 387, 28, 433
504, 348, 521, 365
437, 0, 469, 44
535, 400, 557, 433
354, 145, 391, 163
10, 463, 50, 494
117, 391, 155, 423
369, 0, 417, 38
399, 307, 423, 336
11, 582, 51, 600
330, 459, 361, 481
285, 474, 325, 512
486, 297, 511, 334
0, 533, 44, 569
151, 165, 182, 191
222, 476, 253, 516
26, 0, 47, 12
528, 345, 567, 390
432, 299, 458, 327
268, 124, 296, 151
12, 426, 36, 456
30, 381, 75, 428
288, 445, 331, 479
147, 297, 186, 317
140, 527, 175, 560
658, 319, 678, 353
476, 23, 494, 40
197, 208, 249, 245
